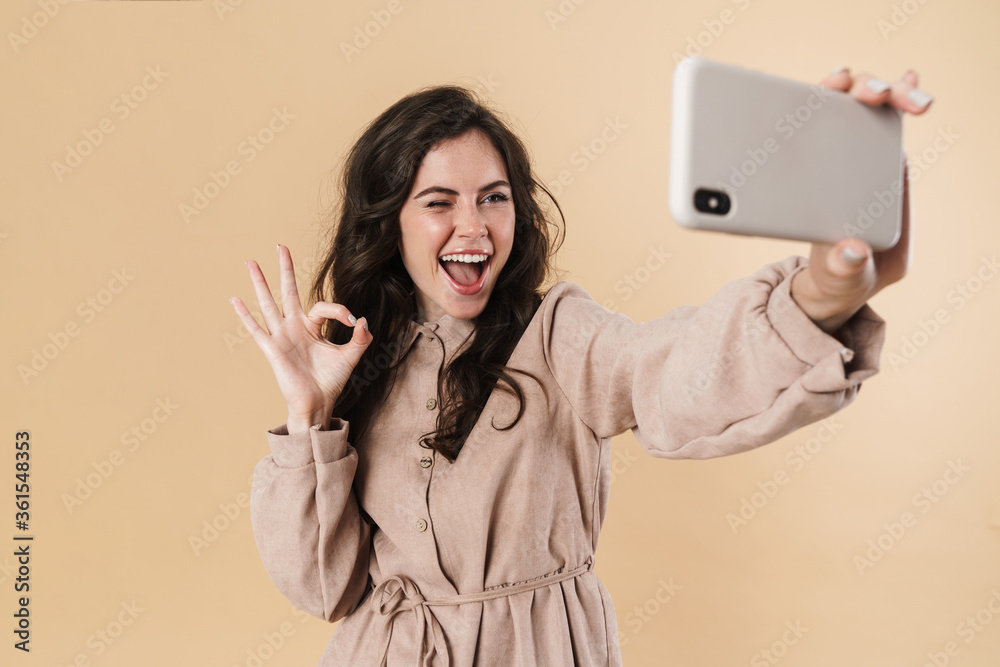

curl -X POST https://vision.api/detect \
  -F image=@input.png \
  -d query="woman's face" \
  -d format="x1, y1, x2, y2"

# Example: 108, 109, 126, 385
398, 128, 515, 323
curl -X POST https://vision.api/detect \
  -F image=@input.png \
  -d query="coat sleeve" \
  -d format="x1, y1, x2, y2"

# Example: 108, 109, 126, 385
539, 255, 886, 459
249, 417, 371, 622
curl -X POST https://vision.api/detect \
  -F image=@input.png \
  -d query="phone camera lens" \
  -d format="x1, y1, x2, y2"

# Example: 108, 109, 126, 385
694, 188, 731, 215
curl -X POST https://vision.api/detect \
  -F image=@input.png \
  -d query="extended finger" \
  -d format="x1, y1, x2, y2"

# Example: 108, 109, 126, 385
819, 66, 853, 91
229, 295, 273, 351
893, 69, 933, 114
848, 71, 934, 115
277, 244, 304, 318
847, 72, 895, 107
246, 258, 283, 334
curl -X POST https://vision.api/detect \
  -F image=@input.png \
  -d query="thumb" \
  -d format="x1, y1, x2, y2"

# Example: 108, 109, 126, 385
350, 317, 374, 348
340, 317, 374, 376
829, 238, 871, 278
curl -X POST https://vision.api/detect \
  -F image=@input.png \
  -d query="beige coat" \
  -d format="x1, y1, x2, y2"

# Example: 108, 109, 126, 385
250, 255, 885, 666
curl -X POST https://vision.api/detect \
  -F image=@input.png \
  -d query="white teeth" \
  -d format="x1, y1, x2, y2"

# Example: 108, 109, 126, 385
440, 253, 488, 263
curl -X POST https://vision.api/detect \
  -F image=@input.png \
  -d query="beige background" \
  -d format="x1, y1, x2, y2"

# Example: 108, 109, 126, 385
2, 0, 998, 665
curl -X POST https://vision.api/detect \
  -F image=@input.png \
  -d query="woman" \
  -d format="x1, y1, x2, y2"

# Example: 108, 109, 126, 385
229, 67, 931, 665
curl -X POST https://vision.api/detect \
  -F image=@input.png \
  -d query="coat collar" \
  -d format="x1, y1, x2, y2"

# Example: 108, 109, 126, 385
388, 313, 476, 369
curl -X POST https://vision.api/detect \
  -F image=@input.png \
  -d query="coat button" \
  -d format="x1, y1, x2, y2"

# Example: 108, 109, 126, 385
416, 518, 427, 532
426, 398, 437, 410
419, 456, 433, 469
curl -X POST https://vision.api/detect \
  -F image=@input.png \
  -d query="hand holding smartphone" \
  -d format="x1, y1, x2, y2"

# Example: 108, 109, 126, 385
668, 57, 905, 251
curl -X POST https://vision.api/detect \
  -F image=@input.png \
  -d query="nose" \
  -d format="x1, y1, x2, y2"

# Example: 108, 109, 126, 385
455, 203, 487, 240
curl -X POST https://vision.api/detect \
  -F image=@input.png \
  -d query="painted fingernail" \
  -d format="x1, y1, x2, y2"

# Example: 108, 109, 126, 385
831, 66, 849, 77
362, 318, 369, 333
866, 78, 891, 95
348, 314, 357, 325
907, 88, 933, 109
841, 246, 867, 266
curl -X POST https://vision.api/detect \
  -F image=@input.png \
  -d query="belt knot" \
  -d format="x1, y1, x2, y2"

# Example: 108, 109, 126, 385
371, 574, 446, 667
372, 574, 426, 616
370, 558, 594, 666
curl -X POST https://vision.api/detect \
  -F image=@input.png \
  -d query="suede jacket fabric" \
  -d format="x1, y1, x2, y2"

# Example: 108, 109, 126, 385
249, 255, 886, 666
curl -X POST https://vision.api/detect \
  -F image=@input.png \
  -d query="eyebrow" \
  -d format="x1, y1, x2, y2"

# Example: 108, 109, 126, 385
412, 180, 511, 199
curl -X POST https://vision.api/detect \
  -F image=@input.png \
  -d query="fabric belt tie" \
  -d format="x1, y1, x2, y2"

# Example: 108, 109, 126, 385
371, 556, 595, 667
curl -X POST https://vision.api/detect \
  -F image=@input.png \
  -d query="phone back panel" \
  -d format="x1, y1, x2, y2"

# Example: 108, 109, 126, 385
669, 57, 904, 250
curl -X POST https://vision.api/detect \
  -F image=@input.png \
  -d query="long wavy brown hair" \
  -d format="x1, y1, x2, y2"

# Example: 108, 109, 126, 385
309, 85, 566, 462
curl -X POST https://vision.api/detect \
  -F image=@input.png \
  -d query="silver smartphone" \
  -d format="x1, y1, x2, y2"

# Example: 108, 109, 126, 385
668, 57, 904, 250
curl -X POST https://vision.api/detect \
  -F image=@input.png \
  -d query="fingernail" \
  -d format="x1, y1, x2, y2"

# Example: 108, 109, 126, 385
228, 297, 234, 306
865, 78, 891, 94
906, 88, 933, 109
841, 246, 867, 266
830, 66, 849, 77
348, 314, 357, 325
276, 243, 281, 253
361, 318, 369, 333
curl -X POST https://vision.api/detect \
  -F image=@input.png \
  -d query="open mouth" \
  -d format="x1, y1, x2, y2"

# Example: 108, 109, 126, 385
439, 253, 490, 295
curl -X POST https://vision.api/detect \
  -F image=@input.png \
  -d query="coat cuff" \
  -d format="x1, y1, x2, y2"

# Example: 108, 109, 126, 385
766, 260, 886, 393
265, 418, 351, 467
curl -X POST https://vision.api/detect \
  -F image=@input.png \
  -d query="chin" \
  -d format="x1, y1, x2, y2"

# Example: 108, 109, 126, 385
443, 292, 491, 320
